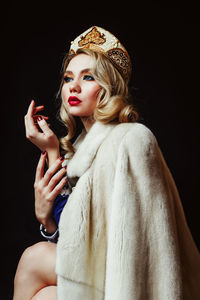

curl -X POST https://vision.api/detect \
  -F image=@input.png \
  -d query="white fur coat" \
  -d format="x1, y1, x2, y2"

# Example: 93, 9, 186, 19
56, 122, 200, 300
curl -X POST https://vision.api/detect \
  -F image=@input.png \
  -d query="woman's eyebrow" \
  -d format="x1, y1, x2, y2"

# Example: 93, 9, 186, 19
64, 68, 92, 75
81, 68, 92, 74
64, 70, 73, 75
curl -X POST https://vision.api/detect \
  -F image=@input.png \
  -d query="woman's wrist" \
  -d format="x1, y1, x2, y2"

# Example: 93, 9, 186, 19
46, 148, 60, 167
41, 217, 57, 235
40, 224, 59, 243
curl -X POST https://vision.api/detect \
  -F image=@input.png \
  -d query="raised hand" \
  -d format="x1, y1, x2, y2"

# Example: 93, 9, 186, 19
24, 99, 60, 166
34, 151, 67, 234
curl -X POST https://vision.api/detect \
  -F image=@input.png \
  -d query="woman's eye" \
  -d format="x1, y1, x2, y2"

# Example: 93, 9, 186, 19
83, 75, 94, 81
63, 76, 73, 82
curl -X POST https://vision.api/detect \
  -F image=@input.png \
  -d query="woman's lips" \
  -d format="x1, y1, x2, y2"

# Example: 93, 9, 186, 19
68, 96, 82, 106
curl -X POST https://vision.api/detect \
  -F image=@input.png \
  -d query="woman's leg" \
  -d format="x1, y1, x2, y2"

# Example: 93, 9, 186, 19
13, 241, 57, 300
31, 286, 57, 300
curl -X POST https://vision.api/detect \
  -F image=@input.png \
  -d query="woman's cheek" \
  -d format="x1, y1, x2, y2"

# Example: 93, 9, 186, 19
61, 85, 69, 102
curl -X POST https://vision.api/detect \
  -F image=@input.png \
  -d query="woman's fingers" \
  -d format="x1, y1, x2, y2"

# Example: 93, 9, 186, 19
25, 100, 39, 137
48, 166, 67, 192
43, 156, 64, 186
27, 99, 35, 117
33, 115, 49, 124
33, 105, 44, 114
26, 100, 45, 116
35, 151, 47, 183
36, 118, 52, 135
49, 176, 68, 200
33, 106, 49, 124
25, 100, 50, 140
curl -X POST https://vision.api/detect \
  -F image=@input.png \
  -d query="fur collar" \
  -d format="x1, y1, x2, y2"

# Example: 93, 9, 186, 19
67, 122, 115, 178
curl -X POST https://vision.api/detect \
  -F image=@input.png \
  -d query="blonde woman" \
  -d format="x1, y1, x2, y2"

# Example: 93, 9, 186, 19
14, 26, 200, 300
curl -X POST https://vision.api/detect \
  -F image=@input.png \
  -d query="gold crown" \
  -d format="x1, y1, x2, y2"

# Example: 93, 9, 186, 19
69, 26, 132, 82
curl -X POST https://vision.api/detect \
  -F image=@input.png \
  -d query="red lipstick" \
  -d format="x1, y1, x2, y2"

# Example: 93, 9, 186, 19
68, 96, 82, 106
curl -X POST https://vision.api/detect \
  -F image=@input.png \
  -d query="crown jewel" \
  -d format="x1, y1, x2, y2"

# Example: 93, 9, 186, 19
78, 27, 106, 47
69, 26, 132, 82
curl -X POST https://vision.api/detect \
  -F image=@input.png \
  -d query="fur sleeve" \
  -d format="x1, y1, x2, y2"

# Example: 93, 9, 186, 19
104, 124, 183, 300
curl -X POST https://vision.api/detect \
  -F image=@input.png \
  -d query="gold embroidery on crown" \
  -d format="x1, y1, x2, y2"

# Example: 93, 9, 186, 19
78, 27, 106, 47
107, 48, 131, 80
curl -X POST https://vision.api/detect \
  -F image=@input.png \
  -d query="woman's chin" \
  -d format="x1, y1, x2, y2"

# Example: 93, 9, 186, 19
66, 107, 93, 118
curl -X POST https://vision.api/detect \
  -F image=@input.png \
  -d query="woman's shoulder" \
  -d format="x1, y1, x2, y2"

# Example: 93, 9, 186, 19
100, 122, 160, 164
111, 122, 157, 144
107, 123, 159, 161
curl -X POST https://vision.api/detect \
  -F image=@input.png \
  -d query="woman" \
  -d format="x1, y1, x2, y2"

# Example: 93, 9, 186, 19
13, 26, 200, 300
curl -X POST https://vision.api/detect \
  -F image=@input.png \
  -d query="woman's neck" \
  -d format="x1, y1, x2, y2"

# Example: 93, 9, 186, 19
81, 116, 95, 132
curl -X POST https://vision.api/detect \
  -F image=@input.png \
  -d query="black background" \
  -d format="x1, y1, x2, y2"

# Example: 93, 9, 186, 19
1, 2, 200, 299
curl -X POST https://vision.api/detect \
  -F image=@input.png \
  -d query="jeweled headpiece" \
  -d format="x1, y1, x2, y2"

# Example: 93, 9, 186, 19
69, 26, 132, 82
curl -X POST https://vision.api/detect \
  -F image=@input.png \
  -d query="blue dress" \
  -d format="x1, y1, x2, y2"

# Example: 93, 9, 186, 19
40, 183, 71, 242
52, 193, 69, 225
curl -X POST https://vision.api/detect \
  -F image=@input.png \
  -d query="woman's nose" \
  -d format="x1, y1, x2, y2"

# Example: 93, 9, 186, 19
69, 80, 81, 93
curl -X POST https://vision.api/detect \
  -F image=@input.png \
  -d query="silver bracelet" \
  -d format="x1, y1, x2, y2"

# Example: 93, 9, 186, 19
40, 224, 59, 243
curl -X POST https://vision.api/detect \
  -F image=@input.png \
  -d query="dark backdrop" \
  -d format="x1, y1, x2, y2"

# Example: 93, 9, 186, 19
1, 2, 199, 299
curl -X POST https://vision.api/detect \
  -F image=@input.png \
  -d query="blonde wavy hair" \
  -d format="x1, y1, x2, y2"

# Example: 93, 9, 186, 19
58, 48, 138, 156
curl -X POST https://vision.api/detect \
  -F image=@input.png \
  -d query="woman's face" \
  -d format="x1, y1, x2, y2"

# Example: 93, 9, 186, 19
62, 53, 101, 117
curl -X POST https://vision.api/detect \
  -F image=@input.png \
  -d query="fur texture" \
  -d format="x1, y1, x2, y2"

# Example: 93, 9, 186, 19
56, 122, 200, 300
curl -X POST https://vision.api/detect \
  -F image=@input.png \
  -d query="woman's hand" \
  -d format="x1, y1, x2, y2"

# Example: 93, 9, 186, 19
34, 151, 67, 234
24, 100, 60, 166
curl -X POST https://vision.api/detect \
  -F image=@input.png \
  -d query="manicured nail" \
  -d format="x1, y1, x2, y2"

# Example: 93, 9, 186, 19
59, 156, 64, 161
42, 150, 46, 155
37, 116, 43, 121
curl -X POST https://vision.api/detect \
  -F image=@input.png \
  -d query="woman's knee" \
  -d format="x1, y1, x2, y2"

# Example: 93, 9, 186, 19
14, 242, 56, 286
31, 286, 57, 300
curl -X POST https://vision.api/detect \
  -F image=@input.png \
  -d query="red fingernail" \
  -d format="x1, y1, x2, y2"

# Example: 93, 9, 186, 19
37, 116, 43, 121
59, 156, 64, 161
42, 150, 46, 155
